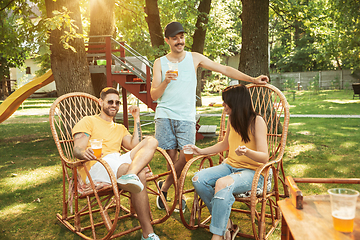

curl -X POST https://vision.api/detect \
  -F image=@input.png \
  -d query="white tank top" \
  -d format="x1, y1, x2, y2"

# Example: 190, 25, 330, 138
155, 51, 197, 122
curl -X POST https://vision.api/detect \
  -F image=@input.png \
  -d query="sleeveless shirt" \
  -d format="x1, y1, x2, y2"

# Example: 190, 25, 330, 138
155, 51, 197, 122
226, 124, 262, 171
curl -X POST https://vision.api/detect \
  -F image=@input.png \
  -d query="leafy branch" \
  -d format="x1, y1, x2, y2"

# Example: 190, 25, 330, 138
44, 7, 84, 52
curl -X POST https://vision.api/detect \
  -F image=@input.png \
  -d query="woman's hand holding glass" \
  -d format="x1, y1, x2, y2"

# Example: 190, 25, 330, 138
183, 144, 202, 155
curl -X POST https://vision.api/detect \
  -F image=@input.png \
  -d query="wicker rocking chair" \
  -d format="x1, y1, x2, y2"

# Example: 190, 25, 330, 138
178, 84, 290, 240
49, 92, 178, 240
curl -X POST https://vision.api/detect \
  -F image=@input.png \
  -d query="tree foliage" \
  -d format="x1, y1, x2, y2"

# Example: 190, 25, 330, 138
2, 0, 359, 95
204, 0, 242, 59
270, 0, 360, 73
0, 0, 39, 79
45, 0, 93, 95
44, 6, 84, 52
329, 0, 360, 73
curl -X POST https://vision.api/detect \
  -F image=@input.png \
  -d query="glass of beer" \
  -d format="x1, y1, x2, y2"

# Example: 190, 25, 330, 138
328, 188, 359, 232
90, 139, 103, 159
183, 146, 193, 162
168, 61, 178, 77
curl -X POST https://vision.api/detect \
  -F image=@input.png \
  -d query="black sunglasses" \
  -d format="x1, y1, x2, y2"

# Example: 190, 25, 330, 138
107, 100, 121, 106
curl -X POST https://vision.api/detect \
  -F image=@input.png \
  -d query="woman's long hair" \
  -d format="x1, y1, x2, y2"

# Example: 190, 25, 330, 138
222, 84, 257, 143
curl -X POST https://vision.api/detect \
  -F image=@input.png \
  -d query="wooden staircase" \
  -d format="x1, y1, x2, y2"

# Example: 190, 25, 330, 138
85, 36, 156, 128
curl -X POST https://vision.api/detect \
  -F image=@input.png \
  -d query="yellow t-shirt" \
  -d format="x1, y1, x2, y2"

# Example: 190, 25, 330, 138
226, 124, 262, 171
72, 115, 130, 182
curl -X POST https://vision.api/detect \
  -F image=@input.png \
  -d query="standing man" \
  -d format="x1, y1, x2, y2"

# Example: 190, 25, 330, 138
150, 21, 269, 213
73, 87, 161, 240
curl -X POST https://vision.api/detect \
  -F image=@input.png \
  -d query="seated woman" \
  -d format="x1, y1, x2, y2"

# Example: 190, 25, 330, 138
186, 84, 269, 240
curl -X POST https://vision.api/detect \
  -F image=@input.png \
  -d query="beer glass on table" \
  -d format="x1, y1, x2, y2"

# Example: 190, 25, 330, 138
328, 188, 359, 232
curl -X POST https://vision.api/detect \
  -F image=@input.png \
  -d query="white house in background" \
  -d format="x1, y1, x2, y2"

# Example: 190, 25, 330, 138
9, 58, 56, 94
8, 2, 56, 95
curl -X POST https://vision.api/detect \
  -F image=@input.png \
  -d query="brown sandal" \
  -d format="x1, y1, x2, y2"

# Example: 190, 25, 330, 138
225, 220, 239, 240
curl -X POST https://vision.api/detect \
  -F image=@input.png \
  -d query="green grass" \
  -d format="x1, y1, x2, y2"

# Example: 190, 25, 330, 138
284, 89, 360, 115
198, 89, 360, 115
1, 90, 360, 239
0, 98, 55, 110
285, 118, 360, 195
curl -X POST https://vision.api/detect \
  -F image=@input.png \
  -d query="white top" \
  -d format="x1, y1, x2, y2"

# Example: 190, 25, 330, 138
155, 51, 197, 122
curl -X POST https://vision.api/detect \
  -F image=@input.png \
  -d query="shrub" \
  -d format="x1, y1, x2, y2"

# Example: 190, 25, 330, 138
203, 72, 228, 93
308, 74, 320, 94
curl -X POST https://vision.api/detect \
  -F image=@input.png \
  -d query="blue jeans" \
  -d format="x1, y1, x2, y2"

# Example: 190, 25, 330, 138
192, 163, 264, 237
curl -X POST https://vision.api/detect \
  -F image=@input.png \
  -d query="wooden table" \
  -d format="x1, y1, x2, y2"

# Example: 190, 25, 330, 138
279, 195, 360, 240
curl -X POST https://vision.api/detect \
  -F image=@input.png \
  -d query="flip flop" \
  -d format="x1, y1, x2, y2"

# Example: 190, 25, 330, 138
230, 224, 239, 240
225, 219, 239, 240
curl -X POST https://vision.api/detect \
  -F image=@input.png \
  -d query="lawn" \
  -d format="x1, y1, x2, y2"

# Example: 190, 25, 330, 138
0, 89, 359, 240
283, 89, 360, 115
199, 89, 360, 115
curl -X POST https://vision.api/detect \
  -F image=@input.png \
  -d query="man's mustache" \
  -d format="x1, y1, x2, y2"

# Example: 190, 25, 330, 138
175, 43, 184, 47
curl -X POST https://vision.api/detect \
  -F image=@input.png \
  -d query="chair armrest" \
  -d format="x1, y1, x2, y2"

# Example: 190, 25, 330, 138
285, 176, 303, 209
80, 158, 120, 195
184, 153, 218, 167
249, 161, 275, 202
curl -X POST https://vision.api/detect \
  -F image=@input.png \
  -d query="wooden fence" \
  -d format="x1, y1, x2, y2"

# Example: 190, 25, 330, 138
270, 70, 359, 90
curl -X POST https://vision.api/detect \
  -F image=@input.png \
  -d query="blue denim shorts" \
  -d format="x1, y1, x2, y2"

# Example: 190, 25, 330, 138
155, 118, 196, 150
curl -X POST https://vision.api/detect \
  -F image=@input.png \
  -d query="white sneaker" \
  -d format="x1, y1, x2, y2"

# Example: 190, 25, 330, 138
174, 198, 186, 213
141, 233, 160, 240
117, 174, 144, 193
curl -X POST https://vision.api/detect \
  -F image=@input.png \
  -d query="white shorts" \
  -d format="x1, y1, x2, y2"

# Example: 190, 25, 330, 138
86, 151, 132, 184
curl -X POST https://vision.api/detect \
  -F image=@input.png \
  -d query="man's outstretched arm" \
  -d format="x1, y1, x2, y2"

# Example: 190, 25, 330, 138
192, 52, 269, 84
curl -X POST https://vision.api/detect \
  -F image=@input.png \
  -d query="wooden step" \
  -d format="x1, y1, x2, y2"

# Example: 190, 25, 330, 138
198, 125, 217, 137
112, 71, 134, 75
86, 53, 106, 58
125, 82, 146, 85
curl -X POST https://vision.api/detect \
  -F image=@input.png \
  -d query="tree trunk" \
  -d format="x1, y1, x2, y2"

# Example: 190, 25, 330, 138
89, 0, 115, 97
191, 0, 212, 107
239, 0, 269, 79
144, 0, 164, 50
240, 1, 276, 131
0, 58, 10, 99
45, 0, 93, 96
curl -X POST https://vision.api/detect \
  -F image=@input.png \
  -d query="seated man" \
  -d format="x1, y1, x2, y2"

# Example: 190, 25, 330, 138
72, 87, 160, 240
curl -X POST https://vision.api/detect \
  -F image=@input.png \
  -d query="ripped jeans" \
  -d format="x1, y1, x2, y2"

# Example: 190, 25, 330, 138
192, 162, 264, 237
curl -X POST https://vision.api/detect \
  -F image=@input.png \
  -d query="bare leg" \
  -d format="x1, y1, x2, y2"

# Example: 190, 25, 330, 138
116, 163, 130, 178
211, 234, 224, 240
214, 176, 234, 193
161, 149, 186, 193
115, 138, 157, 237
131, 168, 154, 238
116, 136, 158, 177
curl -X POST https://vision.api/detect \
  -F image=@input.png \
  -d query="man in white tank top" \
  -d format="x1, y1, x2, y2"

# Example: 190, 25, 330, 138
150, 21, 269, 212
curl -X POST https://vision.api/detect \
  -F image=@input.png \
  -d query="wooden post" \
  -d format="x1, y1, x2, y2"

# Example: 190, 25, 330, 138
105, 36, 112, 87
122, 87, 128, 129
146, 65, 151, 107
341, 70, 343, 89
120, 42, 125, 59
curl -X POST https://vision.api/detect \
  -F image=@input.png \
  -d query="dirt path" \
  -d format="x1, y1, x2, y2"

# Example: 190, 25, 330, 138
2, 117, 49, 124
